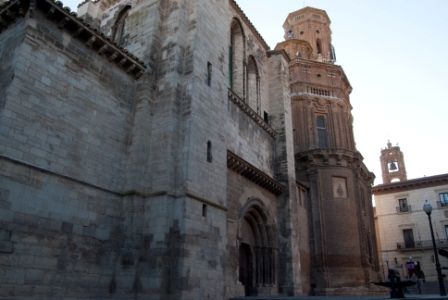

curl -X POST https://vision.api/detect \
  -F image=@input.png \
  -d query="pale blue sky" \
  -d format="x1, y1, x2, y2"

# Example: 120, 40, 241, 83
62, 0, 448, 185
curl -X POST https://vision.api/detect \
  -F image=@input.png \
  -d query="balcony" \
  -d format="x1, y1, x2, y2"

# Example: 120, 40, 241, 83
397, 239, 448, 251
437, 201, 448, 209
396, 205, 412, 213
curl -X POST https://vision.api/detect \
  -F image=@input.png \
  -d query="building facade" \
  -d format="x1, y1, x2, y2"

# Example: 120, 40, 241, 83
374, 142, 448, 288
0, 0, 380, 298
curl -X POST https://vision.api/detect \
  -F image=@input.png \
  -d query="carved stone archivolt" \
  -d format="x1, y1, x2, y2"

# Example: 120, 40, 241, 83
238, 197, 277, 287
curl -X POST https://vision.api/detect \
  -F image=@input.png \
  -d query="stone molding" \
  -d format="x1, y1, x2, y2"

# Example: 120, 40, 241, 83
227, 150, 285, 195
228, 89, 276, 138
373, 173, 448, 195
296, 148, 375, 183
0, 0, 146, 79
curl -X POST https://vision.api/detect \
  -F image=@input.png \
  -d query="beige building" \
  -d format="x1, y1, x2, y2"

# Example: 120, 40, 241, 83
374, 141, 448, 287
0, 0, 380, 298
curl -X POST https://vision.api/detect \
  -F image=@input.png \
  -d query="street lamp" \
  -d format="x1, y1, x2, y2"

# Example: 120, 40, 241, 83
423, 200, 447, 296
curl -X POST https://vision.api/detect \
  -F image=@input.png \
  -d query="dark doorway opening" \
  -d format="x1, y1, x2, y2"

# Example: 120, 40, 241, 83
239, 243, 254, 296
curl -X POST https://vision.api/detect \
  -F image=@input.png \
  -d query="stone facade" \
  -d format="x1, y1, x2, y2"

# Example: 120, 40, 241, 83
374, 143, 448, 288
0, 1, 379, 299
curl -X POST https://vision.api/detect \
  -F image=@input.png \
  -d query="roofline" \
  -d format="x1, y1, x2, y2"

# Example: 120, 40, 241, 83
283, 6, 331, 29
230, 0, 270, 50
0, 0, 147, 79
372, 173, 448, 194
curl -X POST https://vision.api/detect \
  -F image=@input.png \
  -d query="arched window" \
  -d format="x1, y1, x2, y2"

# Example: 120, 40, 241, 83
316, 38, 322, 54
229, 19, 245, 98
246, 56, 259, 113
112, 6, 131, 46
316, 116, 327, 148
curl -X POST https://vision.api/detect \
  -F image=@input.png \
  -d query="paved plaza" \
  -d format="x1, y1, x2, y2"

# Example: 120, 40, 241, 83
231, 295, 448, 300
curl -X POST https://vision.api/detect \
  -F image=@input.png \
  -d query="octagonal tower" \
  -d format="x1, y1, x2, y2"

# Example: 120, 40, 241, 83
276, 6, 381, 296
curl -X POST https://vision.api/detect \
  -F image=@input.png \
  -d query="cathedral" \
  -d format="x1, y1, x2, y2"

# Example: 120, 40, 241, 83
0, 0, 381, 298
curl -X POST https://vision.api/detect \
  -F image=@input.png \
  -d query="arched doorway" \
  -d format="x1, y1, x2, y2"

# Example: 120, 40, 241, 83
238, 198, 277, 296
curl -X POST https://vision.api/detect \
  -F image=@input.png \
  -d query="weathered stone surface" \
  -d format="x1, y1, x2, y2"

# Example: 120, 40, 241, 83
0, 0, 380, 299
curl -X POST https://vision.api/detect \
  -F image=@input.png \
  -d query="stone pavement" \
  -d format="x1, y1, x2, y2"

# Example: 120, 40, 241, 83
230, 295, 448, 300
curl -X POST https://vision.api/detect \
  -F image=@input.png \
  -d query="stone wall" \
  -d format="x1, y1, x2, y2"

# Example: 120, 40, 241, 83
0, 10, 142, 297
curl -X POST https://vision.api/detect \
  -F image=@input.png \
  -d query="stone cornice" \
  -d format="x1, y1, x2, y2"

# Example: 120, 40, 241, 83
228, 89, 276, 138
283, 6, 331, 29
296, 148, 375, 183
227, 151, 285, 195
0, 0, 146, 79
372, 173, 448, 195
267, 49, 291, 63
229, 0, 269, 50
289, 59, 352, 93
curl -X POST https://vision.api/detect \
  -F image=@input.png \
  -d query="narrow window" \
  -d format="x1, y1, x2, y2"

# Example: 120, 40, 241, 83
403, 229, 415, 249
112, 6, 131, 46
207, 141, 212, 163
316, 116, 327, 148
207, 62, 212, 87
202, 204, 207, 217
440, 192, 448, 207
264, 111, 269, 123
118, 21, 126, 46
228, 34, 234, 89
316, 38, 322, 54
445, 225, 448, 238
398, 198, 409, 213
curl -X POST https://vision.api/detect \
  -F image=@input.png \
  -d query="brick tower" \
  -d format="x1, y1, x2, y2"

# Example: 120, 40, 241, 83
380, 140, 407, 183
275, 7, 381, 295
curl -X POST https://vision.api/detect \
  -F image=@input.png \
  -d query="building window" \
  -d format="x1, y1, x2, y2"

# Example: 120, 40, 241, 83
207, 62, 212, 86
403, 229, 415, 249
440, 193, 448, 207
264, 111, 269, 123
246, 55, 259, 113
112, 6, 131, 46
445, 225, 448, 239
202, 204, 207, 217
397, 198, 411, 213
316, 38, 322, 54
316, 116, 327, 148
207, 141, 212, 163
229, 19, 245, 97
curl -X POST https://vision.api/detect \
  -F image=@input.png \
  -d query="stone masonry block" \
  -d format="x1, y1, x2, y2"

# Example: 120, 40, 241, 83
0, 229, 11, 241
0, 241, 13, 253
82, 226, 96, 237
13, 212, 38, 227
61, 222, 73, 233
0, 188, 10, 201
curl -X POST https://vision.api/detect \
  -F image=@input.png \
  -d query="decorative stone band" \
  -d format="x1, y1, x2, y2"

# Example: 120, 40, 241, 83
1, 154, 228, 206
227, 150, 285, 195
228, 89, 276, 138
0, 0, 147, 79
296, 148, 375, 183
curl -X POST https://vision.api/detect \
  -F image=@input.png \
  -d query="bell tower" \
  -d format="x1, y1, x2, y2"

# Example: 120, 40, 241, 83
380, 140, 407, 183
283, 7, 335, 62
275, 6, 381, 296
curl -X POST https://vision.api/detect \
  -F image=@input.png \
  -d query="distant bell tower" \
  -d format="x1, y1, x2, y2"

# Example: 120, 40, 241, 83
380, 140, 407, 183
